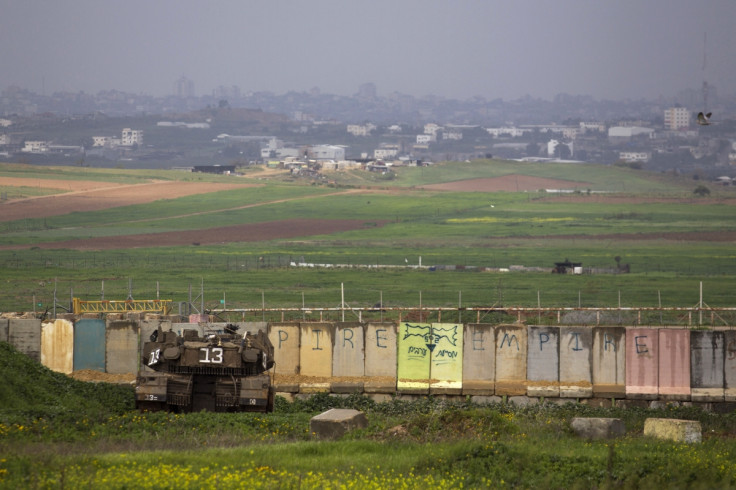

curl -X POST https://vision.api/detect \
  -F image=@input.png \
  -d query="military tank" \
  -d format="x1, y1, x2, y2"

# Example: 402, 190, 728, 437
136, 324, 275, 412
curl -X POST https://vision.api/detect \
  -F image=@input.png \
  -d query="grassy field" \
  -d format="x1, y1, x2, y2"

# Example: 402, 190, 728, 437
1, 341, 735, 488
1, 160, 735, 316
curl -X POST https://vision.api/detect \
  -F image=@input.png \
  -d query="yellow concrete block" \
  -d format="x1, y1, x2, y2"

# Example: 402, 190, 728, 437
643, 418, 701, 443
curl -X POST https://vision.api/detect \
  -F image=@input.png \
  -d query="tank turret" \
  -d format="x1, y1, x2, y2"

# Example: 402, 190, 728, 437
136, 324, 275, 412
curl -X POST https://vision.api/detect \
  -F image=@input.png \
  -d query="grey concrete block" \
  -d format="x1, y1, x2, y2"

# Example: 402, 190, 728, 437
331, 381, 364, 394
310, 408, 368, 439
571, 417, 626, 440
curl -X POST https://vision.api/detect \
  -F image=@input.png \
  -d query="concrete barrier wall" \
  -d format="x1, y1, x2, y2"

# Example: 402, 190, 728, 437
560, 327, 592, 398
659, 329, 690, 400
106, 320, 139, 375
397, 322, 431, 394
592, 327, 625, 397
430, 323, 463, 395
364, 322, 397, 393
269, 322, 300, 375
73, 319, 106, 372
690, 330, 725, 402
626, 328, 659, 399
495, 325, 527, 395
299, 322, 333, 378
9, 319, 42, 362
41, 319, 74, 374
726, 331, 736, 402
462, 324, 495, 395
6, 317, 733, 404
0, 319, 8, 342
332, 322, 365, 378
527, 326, 559, 397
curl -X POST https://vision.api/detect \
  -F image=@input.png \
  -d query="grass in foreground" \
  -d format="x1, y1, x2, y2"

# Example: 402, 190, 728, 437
1, 344, 736, 488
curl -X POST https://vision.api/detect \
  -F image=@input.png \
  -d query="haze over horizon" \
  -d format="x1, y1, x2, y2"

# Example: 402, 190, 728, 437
2, 1, 735, 102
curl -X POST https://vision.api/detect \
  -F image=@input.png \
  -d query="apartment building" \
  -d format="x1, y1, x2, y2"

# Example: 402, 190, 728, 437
664, 107, 690, 130
121, 128, 144, 146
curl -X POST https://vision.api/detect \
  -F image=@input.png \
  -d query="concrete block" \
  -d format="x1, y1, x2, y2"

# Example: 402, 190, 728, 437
527, 326, 560, 397
366, 393, 394, 403
333, 322, 365, 377
275, 392, 294, 403
41, 319, 74, 374
365, 322, 397, 377
725, 331, 736, 401
364, 378, 396, 393
571, 417, 626, 440
471, 395, 503, 405
463, 324, 495, 395
592, 327, 626, 398
495, 325, 527, 395
397, 322, 431, 393
581, 398, 615, 408
658, 329, 690, 399
268, 322, 300, 376
560, 327, 593, 398
272, 382, 299, 393
508, 396, 535, 407
310, 408, 368, 439
644, 418, 702, 443
626, 328, 659, 399
691, 331, 725, 402
299, 382, 331, 394
299, 322, 333, 377
331, 381, 364, 394
430, 323, 463, 393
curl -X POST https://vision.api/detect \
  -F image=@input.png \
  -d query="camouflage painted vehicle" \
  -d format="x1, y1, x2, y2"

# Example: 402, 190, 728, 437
136, 324, 275, 412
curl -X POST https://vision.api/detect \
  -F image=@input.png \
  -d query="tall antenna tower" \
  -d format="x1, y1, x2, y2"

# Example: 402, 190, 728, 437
701, 32, 709, 112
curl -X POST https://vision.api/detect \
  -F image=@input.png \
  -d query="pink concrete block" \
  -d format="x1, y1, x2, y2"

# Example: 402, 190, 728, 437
626, 328, 659, 396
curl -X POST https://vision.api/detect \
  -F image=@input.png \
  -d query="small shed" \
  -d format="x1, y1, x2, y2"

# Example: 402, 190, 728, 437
553, 259, 582, 274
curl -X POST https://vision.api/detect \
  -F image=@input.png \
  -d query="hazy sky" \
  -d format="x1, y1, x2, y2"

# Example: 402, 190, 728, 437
2, 0, 735, 101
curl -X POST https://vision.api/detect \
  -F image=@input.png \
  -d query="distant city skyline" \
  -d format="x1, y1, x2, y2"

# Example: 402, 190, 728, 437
1, 1, 735, 102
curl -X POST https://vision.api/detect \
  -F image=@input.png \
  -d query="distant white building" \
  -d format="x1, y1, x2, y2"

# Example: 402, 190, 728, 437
21, 141, 48, 153
0, 118, 12, 127
121, 128, 143, 146
443, 130, 463, 140
374, 147, 398, 160
608, 126, 655, 139
424, 123, 441, 135
92, 136, 111, 147
664, 107, 690, 130
486, 127, 526, 138
0, 134, 9, 145
346, 123, 375, 136
416, 134, 435, 144
309, 144, 345, 161
579, 121, 606, 133
619, 151, 650, 163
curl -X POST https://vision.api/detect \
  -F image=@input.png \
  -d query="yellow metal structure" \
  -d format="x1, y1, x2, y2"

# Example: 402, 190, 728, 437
73, 298, 172, 315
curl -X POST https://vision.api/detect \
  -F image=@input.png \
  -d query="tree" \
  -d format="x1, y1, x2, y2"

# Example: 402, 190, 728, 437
693, 185, 711, 197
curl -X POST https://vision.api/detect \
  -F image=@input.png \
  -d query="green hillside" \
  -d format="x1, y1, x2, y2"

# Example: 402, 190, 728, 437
0, 342, 133, 424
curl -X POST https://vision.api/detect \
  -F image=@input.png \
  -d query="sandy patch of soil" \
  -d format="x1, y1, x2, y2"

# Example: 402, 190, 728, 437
70, 369, 136, 384
421, 174, 590, 192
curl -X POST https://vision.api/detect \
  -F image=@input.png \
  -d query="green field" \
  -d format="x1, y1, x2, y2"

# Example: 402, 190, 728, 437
1, 342, 735, 488
1, 160, 735, 316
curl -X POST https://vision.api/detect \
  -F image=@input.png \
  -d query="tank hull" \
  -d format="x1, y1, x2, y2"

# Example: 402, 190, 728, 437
136, 325, 275, 413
